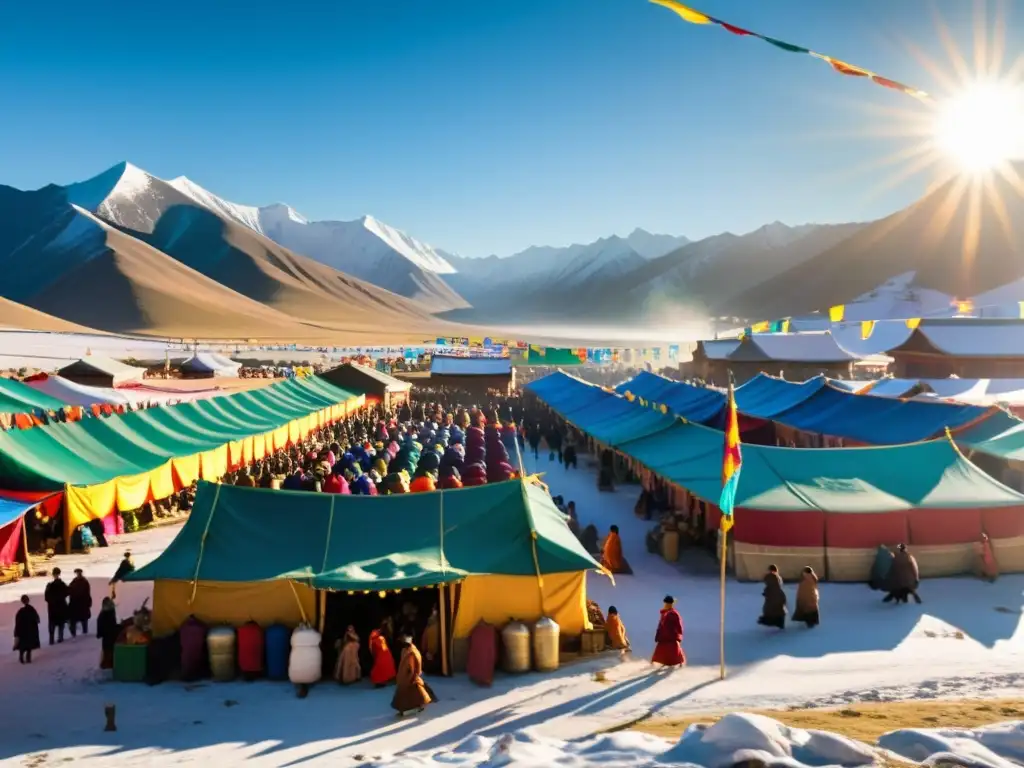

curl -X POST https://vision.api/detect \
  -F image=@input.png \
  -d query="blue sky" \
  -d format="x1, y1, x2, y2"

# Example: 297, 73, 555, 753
0, 0, 1012, 256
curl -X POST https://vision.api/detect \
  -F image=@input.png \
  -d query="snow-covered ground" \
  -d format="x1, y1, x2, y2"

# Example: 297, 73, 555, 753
2, 451, 1023, 766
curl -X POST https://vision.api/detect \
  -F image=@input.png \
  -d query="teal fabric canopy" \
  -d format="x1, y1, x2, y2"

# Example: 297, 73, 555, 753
529, 371, 1024, 513
129, 479, 600, 590
0, 378, 67, 414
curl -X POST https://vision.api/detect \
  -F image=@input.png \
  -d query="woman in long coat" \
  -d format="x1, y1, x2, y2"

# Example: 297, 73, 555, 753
392, 637, 435, 717
14, 595, 40, 664
758, 565, 787, 629
334, 626, 362, 684
883, 544, 922, 604
792, 566, 819, 628
651, 596, 685, 666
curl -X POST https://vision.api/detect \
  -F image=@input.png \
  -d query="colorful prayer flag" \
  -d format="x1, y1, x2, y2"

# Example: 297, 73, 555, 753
650, 0, 930, 102
828, 305, 845, 323
906, 318, 921, 329
860, 320, 875, 340
719, 381, 742, 533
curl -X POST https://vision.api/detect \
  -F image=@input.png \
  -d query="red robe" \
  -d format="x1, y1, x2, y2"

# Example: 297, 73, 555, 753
652, 607, 685, 666
369, 630, 397, 685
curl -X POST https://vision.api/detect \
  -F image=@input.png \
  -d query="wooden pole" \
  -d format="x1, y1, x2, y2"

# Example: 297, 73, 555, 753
718, 528, 727, 680
438, 583, 449, 677
21, 516, 31, 577
318, 589, 327, 635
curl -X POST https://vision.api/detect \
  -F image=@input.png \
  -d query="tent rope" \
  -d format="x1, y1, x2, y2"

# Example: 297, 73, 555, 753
288, 579, 310, 625
189, 481, 222, 605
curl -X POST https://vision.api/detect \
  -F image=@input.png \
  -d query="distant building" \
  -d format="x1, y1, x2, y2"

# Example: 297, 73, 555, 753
179, 353, 240, 379
319, 362, 412, 409
686, 339, 740, 382
57, 355, 146, 388
888, 318, 1024, 378
427, 355, 515, 396
704, 332, 882, 384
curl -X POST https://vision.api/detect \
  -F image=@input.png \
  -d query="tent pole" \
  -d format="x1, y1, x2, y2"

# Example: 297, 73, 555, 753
718, 528, 726, 680
438, 583, 449, 677
21, 515, 31, 576
318, 590, 326, 634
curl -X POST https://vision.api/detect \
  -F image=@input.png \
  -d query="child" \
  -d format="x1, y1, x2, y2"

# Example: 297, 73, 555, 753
605, 606, 630, 653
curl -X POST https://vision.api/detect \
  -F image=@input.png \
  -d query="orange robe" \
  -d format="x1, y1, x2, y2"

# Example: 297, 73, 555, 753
369, 630, 397, 685
605, 614, 629, 650
601, 532, 630, 574
391, 645, 432, 713
979, 537, 1000, 580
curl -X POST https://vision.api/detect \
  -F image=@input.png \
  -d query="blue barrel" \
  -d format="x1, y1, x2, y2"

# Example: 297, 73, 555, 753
265, 624, 292, 680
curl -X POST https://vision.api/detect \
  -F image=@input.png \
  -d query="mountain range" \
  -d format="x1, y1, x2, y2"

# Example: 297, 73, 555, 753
0, 161, 1021, 341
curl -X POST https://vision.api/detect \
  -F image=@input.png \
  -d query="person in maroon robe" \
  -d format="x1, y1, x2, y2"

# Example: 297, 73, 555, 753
651, 595, 685, 667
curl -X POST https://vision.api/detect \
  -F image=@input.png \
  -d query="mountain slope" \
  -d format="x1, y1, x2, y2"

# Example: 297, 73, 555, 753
0, 296, 97, 334
729, 170, 1024, 320
168, 178, 468, 312
76, 164, 448, 332
0, 163, 457, 340
624, 228, 690, 259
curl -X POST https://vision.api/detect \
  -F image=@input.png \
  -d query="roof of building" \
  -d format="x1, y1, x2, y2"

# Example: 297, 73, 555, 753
727, 332, 861, 363
326, 363, 412, 392
895, 319, 1024, 358
696, 339, 741, 360
430, 356, 513, 376
57, 355, 146, 380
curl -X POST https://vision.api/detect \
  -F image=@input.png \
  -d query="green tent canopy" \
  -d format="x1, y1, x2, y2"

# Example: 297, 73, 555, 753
0, 378, 67, 414
528, 371, 1024, 513
129, 479, 600, 591
0, 377, 358, 491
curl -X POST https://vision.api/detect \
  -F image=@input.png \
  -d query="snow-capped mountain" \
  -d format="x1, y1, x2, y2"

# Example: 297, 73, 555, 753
167, 177, 467, 312
0, 162, 449, 339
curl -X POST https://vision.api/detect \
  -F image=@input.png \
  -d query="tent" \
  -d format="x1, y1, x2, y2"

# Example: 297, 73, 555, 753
319, 363, 412, 408
25, 374, 222, 408
0, 378, 67, 415
0, 377, 365, 549
0, 490, 61, 572
617, 371, 1016, 446
530, 371, 1024, 581
58, 356, 146, 388
129, 479, 601, 651
179, 353, 241, 379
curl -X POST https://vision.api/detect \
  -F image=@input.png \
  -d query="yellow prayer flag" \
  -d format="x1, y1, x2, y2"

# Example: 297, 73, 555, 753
751, 321, 771, 333
954, 299, 974, 314
906, 318, 921, 329
860, 320, 875, 340
649, 0, 713, 24
720, 514, 733, 534
780, 319, 791, 333
828, 305, 845, 322
1019, 302, 1024, 319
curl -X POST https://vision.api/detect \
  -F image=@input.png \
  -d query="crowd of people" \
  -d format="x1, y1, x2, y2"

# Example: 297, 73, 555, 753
13, 553, 134, 665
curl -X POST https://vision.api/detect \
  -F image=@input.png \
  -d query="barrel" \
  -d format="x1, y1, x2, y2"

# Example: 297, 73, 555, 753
288, 625, 323, 685
500, 620, 531, 673
179, 616, 208, 682
265, 624, 291, 681
532, 617, 560, 672
237, 621, 265, 676
207, 626, 237, 682
662, 529, 680, 562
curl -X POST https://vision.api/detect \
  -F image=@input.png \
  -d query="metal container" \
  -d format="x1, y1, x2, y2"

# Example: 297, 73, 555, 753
207, 626, 237, 682
500, 620, 531, 673
532, 617, 560, 672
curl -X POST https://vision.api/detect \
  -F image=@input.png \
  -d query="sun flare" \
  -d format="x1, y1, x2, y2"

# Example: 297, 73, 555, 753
933, 81, 1024, 172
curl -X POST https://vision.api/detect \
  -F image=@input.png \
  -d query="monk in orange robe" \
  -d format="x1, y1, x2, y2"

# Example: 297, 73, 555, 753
978, 533, 999, 582
605, 606, 630, 651
601, 525, 632, 575
392, 637, 435, 717
369, 621, 397, 687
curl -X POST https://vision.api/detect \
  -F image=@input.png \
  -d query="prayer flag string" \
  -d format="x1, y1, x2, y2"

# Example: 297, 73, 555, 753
650, 0, 931, 103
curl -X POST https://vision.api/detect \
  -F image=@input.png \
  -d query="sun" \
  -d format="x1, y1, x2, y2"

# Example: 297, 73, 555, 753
932, 81, 1024, 172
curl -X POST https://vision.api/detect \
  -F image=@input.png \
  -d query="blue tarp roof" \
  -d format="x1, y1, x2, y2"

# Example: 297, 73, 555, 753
528, 372, 1024, 512
0, 496, 37, 528
430, 356, 512, 375
613, 371, 1015, 445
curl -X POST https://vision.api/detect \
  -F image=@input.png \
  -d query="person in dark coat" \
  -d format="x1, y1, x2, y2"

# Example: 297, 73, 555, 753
96, 597, 120, 670
44, 568, 69, 644
563, 442, 578, 470
883, 543, 922, 604
547, 427, 563, 464
68, 568, 93, 637
757, 564, 787, 629
527, 426, 542, 459
109, 552, 135, 599
579, 524, 600, 556
14, 595, 41, 664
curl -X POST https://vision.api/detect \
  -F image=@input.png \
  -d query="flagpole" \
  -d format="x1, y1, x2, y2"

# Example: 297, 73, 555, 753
719, 369, 735, 681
